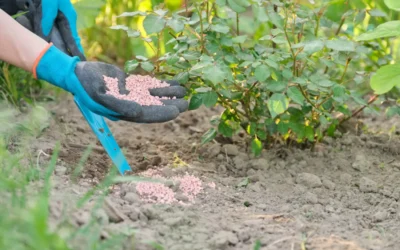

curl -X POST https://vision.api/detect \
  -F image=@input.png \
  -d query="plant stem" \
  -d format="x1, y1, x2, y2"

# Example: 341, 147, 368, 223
206, 1, 210, 23
236, 13, 239, 35
272, 5, 278, 49
339, 94, 378, 125
298, 85, 318, 110
156, 32, 162, 72
335, 17, 346, 35
314, 15, 320, 37
196, 6, 205, 53
340, 57, 352, 82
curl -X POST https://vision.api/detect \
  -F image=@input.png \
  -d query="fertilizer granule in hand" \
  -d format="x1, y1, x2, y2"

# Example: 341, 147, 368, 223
103, 75, 175, 106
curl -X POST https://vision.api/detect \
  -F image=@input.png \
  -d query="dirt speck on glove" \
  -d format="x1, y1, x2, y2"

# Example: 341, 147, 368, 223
103, 75, 175, 106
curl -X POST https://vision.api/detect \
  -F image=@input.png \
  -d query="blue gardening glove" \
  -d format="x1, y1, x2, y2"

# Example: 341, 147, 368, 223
17, 0, 86, 61
35, 45, 188, 123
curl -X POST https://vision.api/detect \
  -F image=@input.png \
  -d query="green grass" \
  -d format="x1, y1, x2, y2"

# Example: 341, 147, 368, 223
0, 103, 129, 250
0, 102, 167, 250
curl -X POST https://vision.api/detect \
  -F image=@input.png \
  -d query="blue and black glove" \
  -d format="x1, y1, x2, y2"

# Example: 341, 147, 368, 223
34, 44, 188, 123
16, 0, 86, 60
12, 0, 188, 123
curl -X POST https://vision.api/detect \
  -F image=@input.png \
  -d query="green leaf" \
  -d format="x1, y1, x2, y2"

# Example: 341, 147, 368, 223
384, 0, 400, 11
264, 59, 278, 69
211, 24, 230, 34
136, 55, 148, 61
303, 40, 324, 54
228, 0, 247, 13
167, 18, 185, 32
370, 64, 400, 94
216, 0, 227, 6
253, 240, 262, 250
126, 29, 140, 37
236, 177, 249, 188
325, 40, 355, 52
175, 72, 189, 83
154, 9, 168, 17
338, 105, 351, 116
203, 91, 219, 108
110, 25, 128, 30
317, 79, 334, 87
124, 60, 139, 72
268, 11, 283, 29
251, 137, 262, 156
355, 10, 366, 24
356, 21, 400, 41
166, 55, 179, 65
117, 11, 147, 17
246, 122, 256, 136
287, 87, 305, 105
141, 61, 154, 72
254, 65, 270, 82
305, 126, 314, 142
232, 35, 247, 43
204, 66, 226, 84
74, 0, 105, 30
143, 14, 166, 34
201, 128, 217, 144
218, 120, 234, 137
189, 94, 203, 110
386, 106, 400, 118
221, 37, 233, 47
267, 93, 289, 118
256, 129, 267, 140
368, 9, 387, 17
266, 81, 287, 92
253, 4, 269, 22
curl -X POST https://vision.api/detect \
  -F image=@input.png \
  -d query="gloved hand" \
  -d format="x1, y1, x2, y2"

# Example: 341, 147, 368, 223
14, 0, 85, 61
36, 44, 188, 123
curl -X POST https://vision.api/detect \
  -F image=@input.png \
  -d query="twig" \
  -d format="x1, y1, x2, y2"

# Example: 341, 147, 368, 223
266, 236, 295, 249
339, 94, 378, 125
340, 57, 352, 82
36, 149, 50, 169
335, 16, 346, 35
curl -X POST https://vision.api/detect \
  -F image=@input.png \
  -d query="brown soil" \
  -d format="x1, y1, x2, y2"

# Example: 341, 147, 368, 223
32, 96, 400, 250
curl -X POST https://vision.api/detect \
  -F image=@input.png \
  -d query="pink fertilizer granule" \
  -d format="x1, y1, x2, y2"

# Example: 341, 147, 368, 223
207, 182, 216, 189
134, 168, 212, 205
103, 75, 175, 106
174, 174, 203, 202
135, 182, 176, 204
138, 168, 165, 180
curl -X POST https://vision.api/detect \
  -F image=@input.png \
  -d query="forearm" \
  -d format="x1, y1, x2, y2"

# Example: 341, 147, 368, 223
0, 9, 48, 72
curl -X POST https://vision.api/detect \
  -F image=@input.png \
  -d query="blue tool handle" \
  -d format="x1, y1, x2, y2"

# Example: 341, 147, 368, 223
73, 97, 132, 175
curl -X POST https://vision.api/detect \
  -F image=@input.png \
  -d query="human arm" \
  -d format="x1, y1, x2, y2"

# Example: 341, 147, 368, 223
0, 9, 48, 72
0, 9, 188, 123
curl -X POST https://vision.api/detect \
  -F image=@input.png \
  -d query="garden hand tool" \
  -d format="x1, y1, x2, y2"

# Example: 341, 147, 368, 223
13, 1, 188, 174
34, 41, 187, 175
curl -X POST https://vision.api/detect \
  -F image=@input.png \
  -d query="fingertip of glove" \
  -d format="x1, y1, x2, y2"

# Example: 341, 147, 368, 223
161, 99, 188, 113
164, 80, 180, 86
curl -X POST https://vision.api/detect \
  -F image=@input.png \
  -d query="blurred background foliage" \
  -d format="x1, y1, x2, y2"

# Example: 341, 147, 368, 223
1, 0, 400, 107
76, 0, 400, 66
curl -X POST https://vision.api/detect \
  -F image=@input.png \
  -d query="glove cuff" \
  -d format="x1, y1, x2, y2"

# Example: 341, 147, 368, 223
34, 43, 80, 92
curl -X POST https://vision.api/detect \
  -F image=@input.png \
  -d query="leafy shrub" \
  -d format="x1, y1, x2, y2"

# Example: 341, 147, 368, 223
112, 0, 393, 155
355, 0, 400, 117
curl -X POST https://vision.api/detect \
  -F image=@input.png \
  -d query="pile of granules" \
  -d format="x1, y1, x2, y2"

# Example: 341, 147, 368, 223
135, 182, 176, 204
135, 169, 214, 205
103, 75, 175, 106
173, 174, 203, 202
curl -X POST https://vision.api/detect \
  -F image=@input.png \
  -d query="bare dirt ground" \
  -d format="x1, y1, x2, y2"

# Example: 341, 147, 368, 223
32, 96, 400, 250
